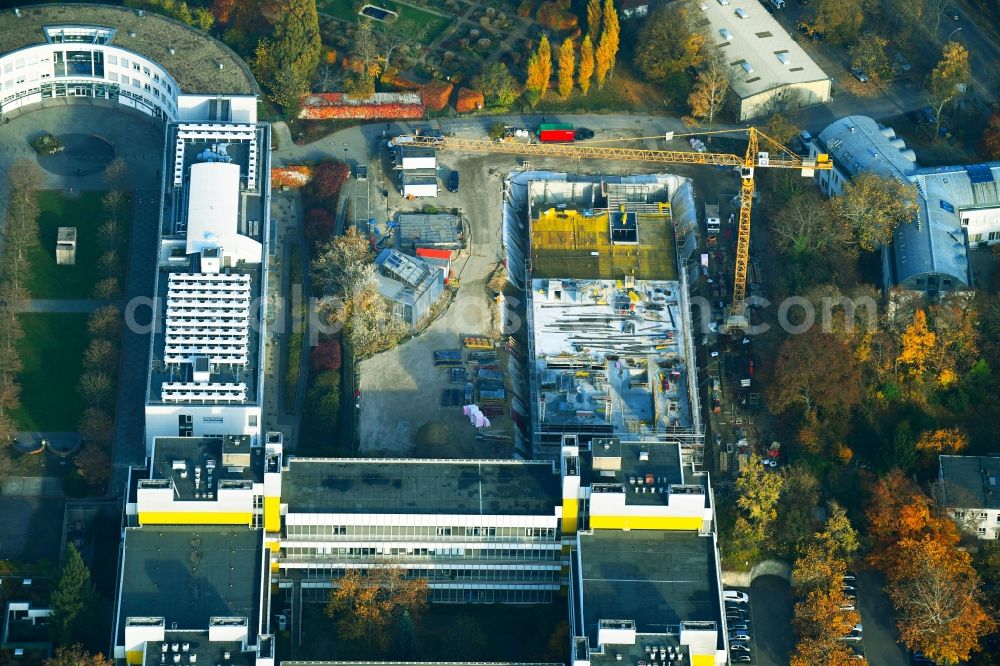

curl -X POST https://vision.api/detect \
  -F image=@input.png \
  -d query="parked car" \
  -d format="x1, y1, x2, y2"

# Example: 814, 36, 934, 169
730, 643, 751, 653
574, 127, 595, 140
724, 590, 750, 604
732, 655, 752, 664
448, 170, 460, 193
842, 624, 863, 641
729, 632, 751, 642
729, 623, 751, 632
910, 106, 937, 125
946, 6, 959, 20
842, 571, 857, 583
848, 644, 866, 660
850, 68, 870, 83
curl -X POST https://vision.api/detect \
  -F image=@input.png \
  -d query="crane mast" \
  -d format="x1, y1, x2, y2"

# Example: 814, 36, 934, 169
390, 129, 831, 331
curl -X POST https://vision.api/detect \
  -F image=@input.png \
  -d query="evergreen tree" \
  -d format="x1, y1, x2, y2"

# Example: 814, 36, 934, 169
264, 0, 321, 112
395, 609, 419, 658
50, 545, 95, 645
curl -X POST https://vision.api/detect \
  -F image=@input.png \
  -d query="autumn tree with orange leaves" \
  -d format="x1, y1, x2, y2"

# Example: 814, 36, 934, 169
790, 506, 861, 666
866, 471, 995, 663
898, 309, 936, 377
326, 565, 429, 649
768, 329, 863, 417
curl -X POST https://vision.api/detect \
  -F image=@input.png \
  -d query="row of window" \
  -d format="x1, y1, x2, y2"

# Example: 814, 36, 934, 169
105, 54, 173, 94
970, 231, 1000, 242
953, 510, 998, 521
281, 546, 561, 561
290, 566, 559, 583
298, 584, 553, 604
285, 524, 558, 540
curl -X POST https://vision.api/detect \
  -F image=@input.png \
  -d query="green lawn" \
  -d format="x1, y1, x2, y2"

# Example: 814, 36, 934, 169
26, 190, 129, 299
317, 0, 451, 44
11, 314, 90, 431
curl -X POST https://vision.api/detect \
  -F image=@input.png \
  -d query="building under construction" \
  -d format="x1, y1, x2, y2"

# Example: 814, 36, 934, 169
515, 175, 703, 462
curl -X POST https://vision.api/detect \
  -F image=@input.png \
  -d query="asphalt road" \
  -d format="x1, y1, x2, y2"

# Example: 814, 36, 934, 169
748, 576, 794, 666
857, 569, 909, 666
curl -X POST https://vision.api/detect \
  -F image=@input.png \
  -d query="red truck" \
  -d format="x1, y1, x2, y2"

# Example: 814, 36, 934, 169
538, 123, 575, 142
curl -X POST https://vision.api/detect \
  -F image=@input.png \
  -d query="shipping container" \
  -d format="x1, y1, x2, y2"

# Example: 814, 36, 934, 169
538, 123, 575, 143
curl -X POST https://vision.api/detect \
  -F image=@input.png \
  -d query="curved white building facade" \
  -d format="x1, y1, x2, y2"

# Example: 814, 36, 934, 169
0, 16, 257, 123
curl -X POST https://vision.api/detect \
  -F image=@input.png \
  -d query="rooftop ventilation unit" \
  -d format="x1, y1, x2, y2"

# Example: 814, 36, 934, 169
735, 7, 749, 18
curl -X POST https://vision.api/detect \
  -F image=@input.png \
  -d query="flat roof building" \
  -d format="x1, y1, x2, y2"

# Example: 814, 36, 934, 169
699, 0, 830, 120
113, 525, 269, 665
277, 457, 564, 604
576, 531, 722, 658
144, 121, 271, 452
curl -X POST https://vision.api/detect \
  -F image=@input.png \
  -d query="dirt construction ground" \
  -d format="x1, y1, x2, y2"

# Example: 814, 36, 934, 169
357, 148, 741, 457
358, 152, 512, 457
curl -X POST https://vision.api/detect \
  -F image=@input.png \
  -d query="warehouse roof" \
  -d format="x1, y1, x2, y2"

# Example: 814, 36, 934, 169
699, 0, 828, 99
816, 115, 917, 181
283, 458, 561, 515
0, 4, 257, 95
117, 526, 263, 643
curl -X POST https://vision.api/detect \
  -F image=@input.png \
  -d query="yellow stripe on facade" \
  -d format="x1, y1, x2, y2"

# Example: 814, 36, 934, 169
125, 650, 144, 665
561, 498, 578, 534
137, 511, 252, 526
264, 496, 281, 532
589, 515, 702, 531
690, 654, 715, 666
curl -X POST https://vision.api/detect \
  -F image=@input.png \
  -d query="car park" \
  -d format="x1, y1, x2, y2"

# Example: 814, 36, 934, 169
724, 590, 750, 603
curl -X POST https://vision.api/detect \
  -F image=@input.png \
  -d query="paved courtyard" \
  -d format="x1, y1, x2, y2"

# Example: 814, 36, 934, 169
0, 100, 166, 492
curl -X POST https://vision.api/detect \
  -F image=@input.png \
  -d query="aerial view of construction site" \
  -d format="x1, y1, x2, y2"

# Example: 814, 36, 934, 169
7, 2, 1000, 666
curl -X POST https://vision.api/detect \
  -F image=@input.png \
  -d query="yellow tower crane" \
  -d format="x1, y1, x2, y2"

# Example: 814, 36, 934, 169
390, 128, 832, 330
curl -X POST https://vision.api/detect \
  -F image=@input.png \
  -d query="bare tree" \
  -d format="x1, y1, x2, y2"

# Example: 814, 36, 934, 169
87, 305, 122, 339
3, 159, 44, 298
78, 371, 113, 408
685, 55, 729, 132
103, 157, 130, 191
92, 277, 122, 300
